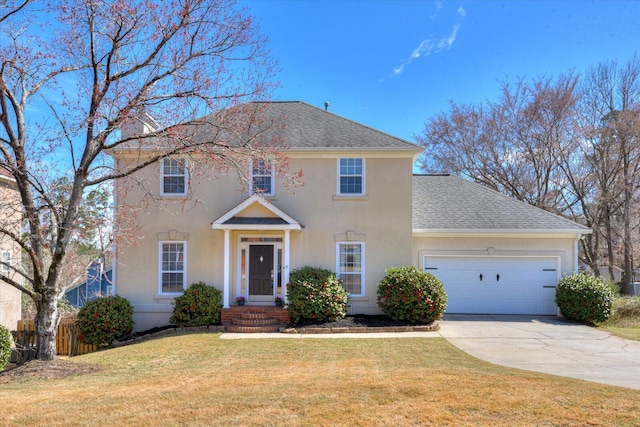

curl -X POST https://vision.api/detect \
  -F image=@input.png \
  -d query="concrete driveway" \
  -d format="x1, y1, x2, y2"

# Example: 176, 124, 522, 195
439, 314, 640, 390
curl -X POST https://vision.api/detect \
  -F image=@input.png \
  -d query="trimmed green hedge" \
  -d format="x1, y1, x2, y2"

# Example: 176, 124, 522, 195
170, 282, 222, 327
377, 266, 447, 324
287, 266, 349, 323
556, 273, 613, 325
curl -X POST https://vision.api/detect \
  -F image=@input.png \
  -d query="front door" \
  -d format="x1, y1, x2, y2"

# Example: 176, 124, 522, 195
248, 245, 274, 301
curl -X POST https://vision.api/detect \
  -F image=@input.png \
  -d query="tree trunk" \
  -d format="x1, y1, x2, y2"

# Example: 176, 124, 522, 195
602, 207, 616, 281
623, 197, 634, 295
35, 298, 61, 361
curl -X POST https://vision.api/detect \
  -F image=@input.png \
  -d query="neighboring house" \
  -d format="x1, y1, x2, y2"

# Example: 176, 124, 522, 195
65, 262, 114, 308
0, 168, 22, 330
110, 101, 590, 331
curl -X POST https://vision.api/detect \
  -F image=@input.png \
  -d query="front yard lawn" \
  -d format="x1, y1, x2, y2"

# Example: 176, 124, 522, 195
1, 334, 639, 426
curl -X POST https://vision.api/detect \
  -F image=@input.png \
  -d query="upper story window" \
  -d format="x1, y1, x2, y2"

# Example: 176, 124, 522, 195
338, 158, 364, 195
251, 159, 274, 196
161, 158, 188, 196
1, 251, 10, 274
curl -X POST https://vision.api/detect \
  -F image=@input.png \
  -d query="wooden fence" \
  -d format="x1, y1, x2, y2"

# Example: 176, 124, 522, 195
16, 319, 97, 356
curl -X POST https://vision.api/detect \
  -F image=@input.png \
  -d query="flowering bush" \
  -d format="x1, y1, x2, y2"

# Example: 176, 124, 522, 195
77, 295, 134, 347
377, 266, 447, 324
556, 273, 613, 324
0, 325, 11, 368
287, 266, 349, 323
170, 282, 222, 327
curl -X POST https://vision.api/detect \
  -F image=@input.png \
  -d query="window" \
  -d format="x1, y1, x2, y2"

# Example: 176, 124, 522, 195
336, 242, 364, 296
159, 242, 186, 294
251, 159, 274, 195
1, 251, 10, 274
338, 158, 364, 195
161, 158, 187, 195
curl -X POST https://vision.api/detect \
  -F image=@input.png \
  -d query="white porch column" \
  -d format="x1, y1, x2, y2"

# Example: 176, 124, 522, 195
283, 229, 291, 303
223, 229, 231, 308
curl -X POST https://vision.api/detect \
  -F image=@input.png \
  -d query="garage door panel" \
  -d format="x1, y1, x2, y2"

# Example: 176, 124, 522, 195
424, 256, 559, 315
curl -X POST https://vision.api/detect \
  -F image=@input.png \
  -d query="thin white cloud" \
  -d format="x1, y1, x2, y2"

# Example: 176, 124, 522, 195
392, 6, 465, 77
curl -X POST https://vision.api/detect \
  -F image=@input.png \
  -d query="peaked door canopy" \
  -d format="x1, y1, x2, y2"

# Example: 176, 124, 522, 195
211, 194, 303, 231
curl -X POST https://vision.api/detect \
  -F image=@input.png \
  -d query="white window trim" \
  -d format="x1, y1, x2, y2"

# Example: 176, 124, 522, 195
160, 158, 188, 196
158, 241, 187, 295
1, 250, 10, 274
336, 241, 365, 297
336, 158, 365, 196
250, 159, 275, 196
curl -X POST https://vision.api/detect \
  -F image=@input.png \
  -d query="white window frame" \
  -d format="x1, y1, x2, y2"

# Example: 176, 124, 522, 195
336, 242, 365, 297
1, 250, 10, 274
158, 241, 187, 295
250, 159, 275, 196
337, 158, 365, 195
160, 158, 188, 196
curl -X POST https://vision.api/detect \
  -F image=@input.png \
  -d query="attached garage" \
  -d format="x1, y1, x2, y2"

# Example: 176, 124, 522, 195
413, 175, 592, 316
424, 256, 559, 315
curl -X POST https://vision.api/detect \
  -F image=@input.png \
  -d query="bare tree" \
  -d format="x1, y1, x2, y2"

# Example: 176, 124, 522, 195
417, 73, 580, 214
0, 0, 282, 360
417, 58, 640, 290
580, 56, 640, 293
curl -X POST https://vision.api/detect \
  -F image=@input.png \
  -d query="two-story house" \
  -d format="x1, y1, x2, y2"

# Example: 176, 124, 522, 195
110, 102, 589, 331
0, 168, 22, 330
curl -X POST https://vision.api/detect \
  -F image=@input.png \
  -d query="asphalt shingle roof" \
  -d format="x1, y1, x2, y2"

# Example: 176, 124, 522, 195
413, 174, 590, 232
252, 101, 421, 151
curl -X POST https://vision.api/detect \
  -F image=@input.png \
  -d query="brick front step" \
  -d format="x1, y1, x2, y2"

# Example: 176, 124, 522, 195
233, 317, 279, 326
221, 306, 290, 326
221, 306, 290, 333
225, 324, 281, 333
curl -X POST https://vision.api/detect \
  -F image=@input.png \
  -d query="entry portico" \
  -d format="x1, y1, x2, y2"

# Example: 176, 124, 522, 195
211, 194, 303, 308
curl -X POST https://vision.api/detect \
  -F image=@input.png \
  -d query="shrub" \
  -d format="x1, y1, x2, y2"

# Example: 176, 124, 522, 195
287, 266, 349, 323
377, 266, 447, 324
601, 296, 640, 328
556, 273, 613, 325
0, 325, 11, 369
77, 295, 134, 347
170, 282, 222, 327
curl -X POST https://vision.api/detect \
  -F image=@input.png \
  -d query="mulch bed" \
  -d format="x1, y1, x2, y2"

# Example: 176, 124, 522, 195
284, 314, 440, 333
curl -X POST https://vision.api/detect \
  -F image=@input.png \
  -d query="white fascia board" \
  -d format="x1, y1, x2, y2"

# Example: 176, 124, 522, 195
412, 229, 592, 238
211, 194, 302, 230
212, 223, 302, 231
285, 148, 423, 158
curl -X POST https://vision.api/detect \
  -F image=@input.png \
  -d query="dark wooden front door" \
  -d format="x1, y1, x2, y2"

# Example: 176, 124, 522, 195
249, 245, 273, 297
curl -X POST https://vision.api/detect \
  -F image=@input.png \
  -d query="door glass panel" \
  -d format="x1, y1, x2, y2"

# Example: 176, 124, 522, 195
240, 248, 247, 294
277, 249, 283, 294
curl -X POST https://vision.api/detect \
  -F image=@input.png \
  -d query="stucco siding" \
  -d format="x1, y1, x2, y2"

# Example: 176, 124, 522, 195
0, 175, 22, 330
413, 235, 578, 277
115, 154, 415, 329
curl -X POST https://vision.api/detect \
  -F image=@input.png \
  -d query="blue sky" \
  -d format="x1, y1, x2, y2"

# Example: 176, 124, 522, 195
241, 0, 640, 142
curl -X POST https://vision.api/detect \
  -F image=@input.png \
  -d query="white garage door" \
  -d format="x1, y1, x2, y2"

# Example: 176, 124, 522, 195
424, 256, 559, 315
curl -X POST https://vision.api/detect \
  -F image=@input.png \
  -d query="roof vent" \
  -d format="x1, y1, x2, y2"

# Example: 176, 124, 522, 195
324, 101, 330, 111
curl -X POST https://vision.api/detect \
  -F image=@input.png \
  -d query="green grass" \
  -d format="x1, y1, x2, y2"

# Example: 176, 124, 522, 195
1, 333, 639, 426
